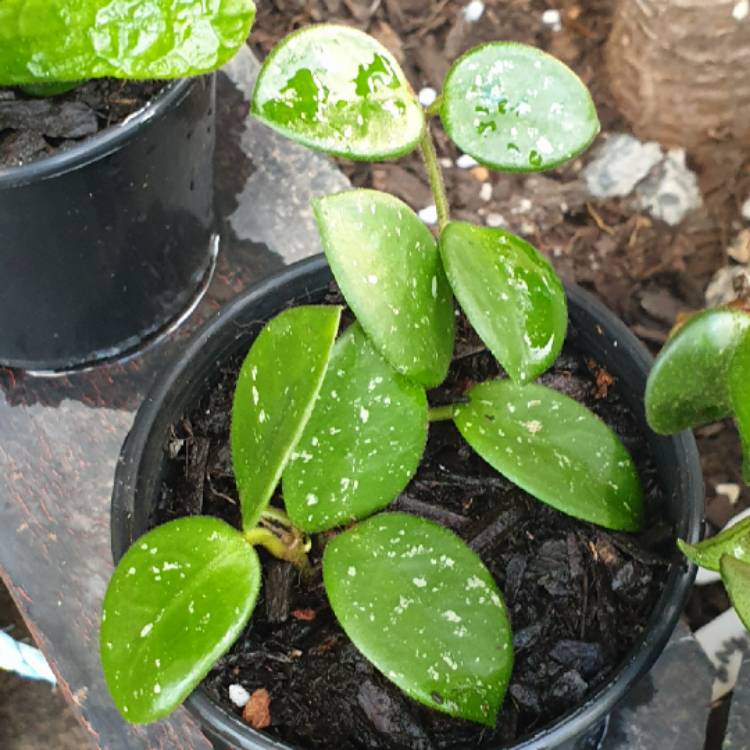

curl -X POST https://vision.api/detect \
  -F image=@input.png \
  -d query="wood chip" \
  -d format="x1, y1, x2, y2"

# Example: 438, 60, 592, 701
291, 608, 317, 621
242, 688, 271, 730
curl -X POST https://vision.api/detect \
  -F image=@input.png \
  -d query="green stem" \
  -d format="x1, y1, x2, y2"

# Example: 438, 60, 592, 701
428, 404, 456, 422
260, 506, 294, 529
420, 126, 451, 232
425, 95, 443, 119
243, 527, 314, 580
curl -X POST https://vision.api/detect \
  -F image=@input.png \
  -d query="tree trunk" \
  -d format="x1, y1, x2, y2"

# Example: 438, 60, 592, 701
606, 0, 750, 149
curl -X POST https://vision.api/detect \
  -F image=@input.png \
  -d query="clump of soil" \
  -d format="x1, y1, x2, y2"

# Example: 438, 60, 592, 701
153, 293, 673, 749
0, 79, 163, 168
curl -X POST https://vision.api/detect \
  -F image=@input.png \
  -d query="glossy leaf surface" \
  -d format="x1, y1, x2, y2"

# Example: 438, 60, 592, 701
454, 380, 642, 530
441, 42, 599, 172
323, 512, 513, 725
251, 25, 424, 160
231, 305, 341, 530
0, 0, 256, 84
283, 324, 427, 532
646, 309, 750, 434
101, 517, 260, 723
721, 555, 750, 631
314, 190, 454, 387
678, 517, 750, 571
440, 222, 566, 383
729, 334, 750, 483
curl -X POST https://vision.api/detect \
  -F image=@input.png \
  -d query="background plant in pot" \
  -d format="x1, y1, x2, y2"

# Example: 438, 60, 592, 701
101, 23, 670, 743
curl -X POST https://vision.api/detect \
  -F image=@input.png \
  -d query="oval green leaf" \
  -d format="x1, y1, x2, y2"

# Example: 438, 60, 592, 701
314, 189, 455, 387
101, 517, 260, 724
646, 309, 750, 434
721, 555, 750, 631
729, 333, 750, 483
440, 222, 567, 384
251, 24, 424, 160
454, 380, 643, 530
283, 324, 427, 532
678, 517, 750, 572
441, 42, 599, 172
323, 512, 513, 726
0, 0, 256, 84
231, 305, 341, 530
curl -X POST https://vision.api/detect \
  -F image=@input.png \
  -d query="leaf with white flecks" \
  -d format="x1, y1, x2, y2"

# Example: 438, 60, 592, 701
729, 332, 750, 483
721, 555, 750, 631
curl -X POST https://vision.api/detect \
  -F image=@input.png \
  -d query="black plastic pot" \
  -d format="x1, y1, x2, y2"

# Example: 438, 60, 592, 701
0, 76, 217, 371
111, 255, 703, 750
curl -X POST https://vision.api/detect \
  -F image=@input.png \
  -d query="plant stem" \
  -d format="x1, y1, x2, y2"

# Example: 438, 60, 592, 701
425, 96, 443, 119
428, 404, 456, 422
420, 126, 450, 232
244, 526, 315, 580
260, 506, 294, 529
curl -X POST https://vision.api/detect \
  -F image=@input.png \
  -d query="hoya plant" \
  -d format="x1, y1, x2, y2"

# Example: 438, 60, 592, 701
0, 0, 257, 94
645, 302, 750, 629
101, 26, 644, 728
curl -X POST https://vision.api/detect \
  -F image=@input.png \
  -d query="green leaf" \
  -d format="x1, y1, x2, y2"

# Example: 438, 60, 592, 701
729, 333, 750, 483
721, 555, 750, 631
231, 305, 341, 530
454, 380, 642, 531
441, 42, 599, 172
323, 512, 513, 726
314, 189, 454, 387
283, 324, 427, 532
251, 24, 424, 161
645, 309, 750, 434
678, 517, 750, 571
440, 222, 566, 384
0, 0, 256, 84
19, 81, 81, 97
101, 517, 260, 723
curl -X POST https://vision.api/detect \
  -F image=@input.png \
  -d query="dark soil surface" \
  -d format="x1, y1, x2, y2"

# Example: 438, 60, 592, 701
0, 79, 163, 168
154, 295, 672, 749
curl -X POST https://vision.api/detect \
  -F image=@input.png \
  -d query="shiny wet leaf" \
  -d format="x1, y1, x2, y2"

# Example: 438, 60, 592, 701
440, 222, 566, 384
283, 324, 427, 532
231, 305, 341, 530
645, 309, 750, 434
323, 512, 513, 726
0, 0, 256, 84
251, 25, 424, 160
678, 517, 750, 572
101, 517, 260, 723
441, 42, 599, 172
729, 334, 750, 483
721, 555, 750, 631
314, 189, 454, 387
454, 380, 643, 531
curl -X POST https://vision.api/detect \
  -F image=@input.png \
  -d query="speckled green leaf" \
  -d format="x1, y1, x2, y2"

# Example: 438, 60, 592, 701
0, 0, 256, 84
314, 190, 454, 387
440, 42, 599, 172
231, 305, 341, 530
678, 518, 750, 572
721, 555, 750, 631
440, 222, 566, 384
101, 517, 260, 724
251, 24, 424, 160
646, 309, 750, 434
323, 513, 512, 726
283, 324, 427, 532
729, 334, 750, 483
454, 380, 642, 530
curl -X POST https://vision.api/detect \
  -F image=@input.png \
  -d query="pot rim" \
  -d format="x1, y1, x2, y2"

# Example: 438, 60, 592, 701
0, 78, 194, 187
111, 255, 703, 750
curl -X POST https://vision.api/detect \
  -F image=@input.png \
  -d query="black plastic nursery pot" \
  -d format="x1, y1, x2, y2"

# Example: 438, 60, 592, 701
0, 75, 217, 371
111, 255, 704, 750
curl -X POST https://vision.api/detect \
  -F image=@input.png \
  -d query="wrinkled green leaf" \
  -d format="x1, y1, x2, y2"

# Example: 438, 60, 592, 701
0, 0, 256, 84
646, 309, 750, 434
251, 24, 424, 160
440, 222, 566, 384
283, 324, 427, 532
323, 512, 513, 726
101, 517, 260, 724
721, 555, 750, 631
314, 189, 454, 387
454, 380, 642, 530
729, 333, 750, 483
678, 517, 750, 571
231, 305, 341, 530
441, 42, 599, 172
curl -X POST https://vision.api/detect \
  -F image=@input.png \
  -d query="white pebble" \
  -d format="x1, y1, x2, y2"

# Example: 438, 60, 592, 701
463, 0, 485, 23
733, 1, 749, 21
418, 87, 437, 107
542, 9, 562, 27
456, 154, 479, 169
439, 157, 453, 168
485, 213, 506, 228
479, 183, 493, 202
418, 205, 438, 225
228, 684, 251, 707
742, 196, 750, 222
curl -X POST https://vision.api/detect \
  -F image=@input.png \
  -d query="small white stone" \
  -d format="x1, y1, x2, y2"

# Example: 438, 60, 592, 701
463, 0, 485, 23
541, 9, 562, 30
439, 157, 454, 169
228, 684, 251, 708
418, 87, 437, 107
418, 205, 438, 225
733, 0, 749, 21
741, 197, 750, 222
485, 213, 506, 228
456, 154, 479, 169
479, 183, 493, 202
